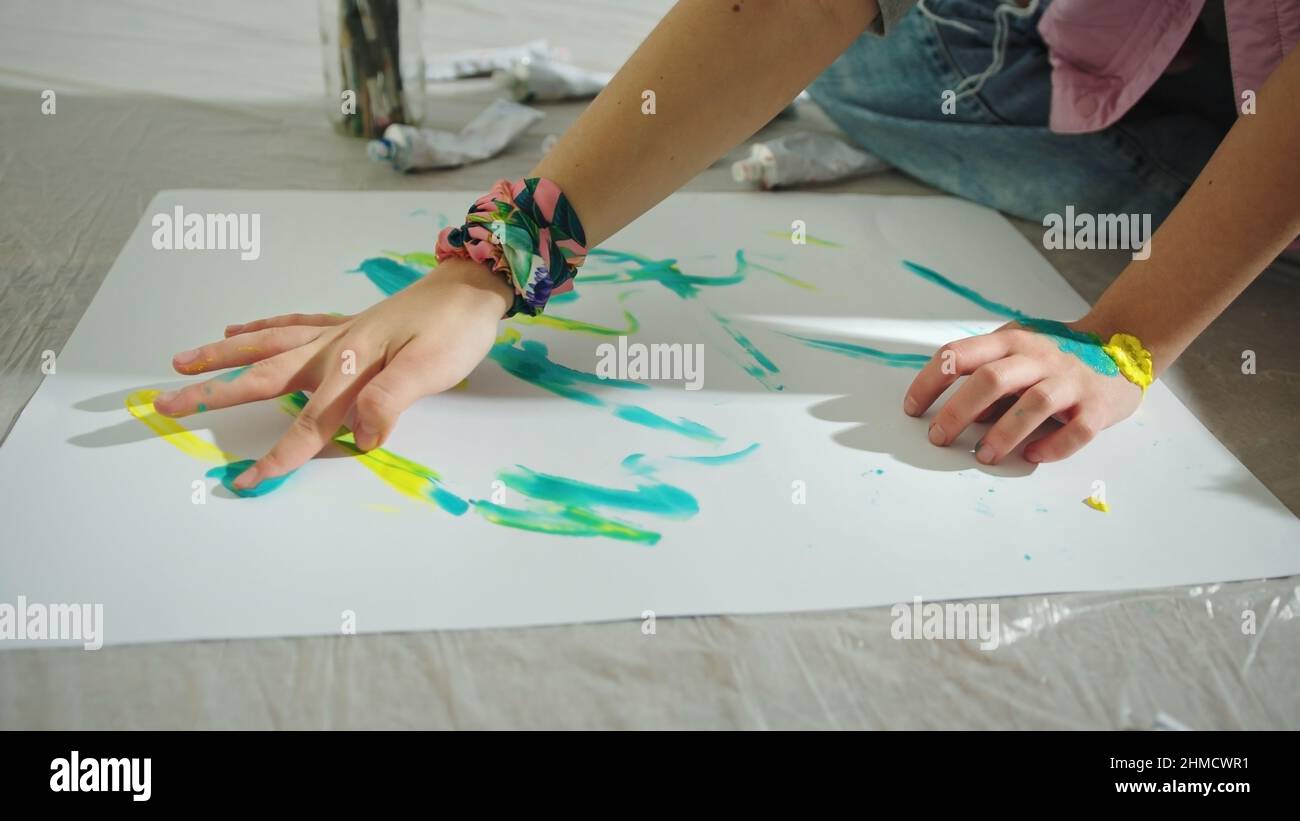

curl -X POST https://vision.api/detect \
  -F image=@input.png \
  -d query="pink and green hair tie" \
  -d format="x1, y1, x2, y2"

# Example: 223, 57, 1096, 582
435, 177, 588, 317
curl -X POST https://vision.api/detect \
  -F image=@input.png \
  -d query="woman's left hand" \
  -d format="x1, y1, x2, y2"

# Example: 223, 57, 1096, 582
902, 321, 1143, 465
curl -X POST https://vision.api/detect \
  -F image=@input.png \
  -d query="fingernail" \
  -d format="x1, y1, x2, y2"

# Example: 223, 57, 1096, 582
976, 444, 995, 465
1024, 450, 1041, 463
155, 389, 179, 406
354, 423, 376, 451
174, 348, 200, 365
233, 465, 260, 490
225, 324, 243, 334
928, 423, 946, 446
903, 396, 919, 416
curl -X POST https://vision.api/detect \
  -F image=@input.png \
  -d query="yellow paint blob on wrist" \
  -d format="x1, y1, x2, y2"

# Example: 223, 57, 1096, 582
1083, 496, 1110, 513
1101, 333, 1154, 391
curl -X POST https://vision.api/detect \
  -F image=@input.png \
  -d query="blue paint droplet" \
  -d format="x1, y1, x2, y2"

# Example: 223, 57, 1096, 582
1023, 553, 1032, 561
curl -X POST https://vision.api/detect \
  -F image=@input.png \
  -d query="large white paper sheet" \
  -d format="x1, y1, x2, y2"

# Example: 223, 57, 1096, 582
1, 190, 1295, 648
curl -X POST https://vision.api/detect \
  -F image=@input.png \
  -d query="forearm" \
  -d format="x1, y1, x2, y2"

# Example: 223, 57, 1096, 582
530, 0, 878, 246
1079, 46, 1300, 376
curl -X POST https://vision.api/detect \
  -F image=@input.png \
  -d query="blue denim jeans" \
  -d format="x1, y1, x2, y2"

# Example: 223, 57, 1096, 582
806, 0, 1232, 226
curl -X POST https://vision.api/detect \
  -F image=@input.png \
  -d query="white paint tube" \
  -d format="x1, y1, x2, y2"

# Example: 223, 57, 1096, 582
426, 39, 552, 82
731, 132, 889, 189
493, 59, 612, 102
367, 99, 544, 172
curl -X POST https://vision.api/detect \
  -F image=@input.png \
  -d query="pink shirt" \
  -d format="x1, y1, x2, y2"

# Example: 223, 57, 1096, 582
1039, 0, 1300, 134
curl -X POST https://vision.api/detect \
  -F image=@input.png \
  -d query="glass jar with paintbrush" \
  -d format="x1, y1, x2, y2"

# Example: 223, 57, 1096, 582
318, 0, 428, 137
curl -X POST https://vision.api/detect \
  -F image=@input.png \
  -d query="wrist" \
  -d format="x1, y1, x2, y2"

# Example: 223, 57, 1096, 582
432, 257, 514, 318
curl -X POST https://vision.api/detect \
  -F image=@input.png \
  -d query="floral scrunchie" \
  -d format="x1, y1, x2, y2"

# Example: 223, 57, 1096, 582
435, 177, 588, 317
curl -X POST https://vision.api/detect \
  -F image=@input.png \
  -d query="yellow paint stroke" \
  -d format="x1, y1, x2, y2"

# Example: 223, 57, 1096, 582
384, 249, 439, 268
512, 293, 640, 337
276, 393, 468, 514
765, 229, 843, 249
1083, 496, 1110, 513
126, 389, 236, 463
179, 358, 215, 375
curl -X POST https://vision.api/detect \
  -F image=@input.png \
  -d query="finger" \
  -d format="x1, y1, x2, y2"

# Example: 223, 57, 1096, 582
975, 378, 1076, 465
975, 394, 1017, 424
904, 334, 1013, 417
224, 312, 349, 338
1024, 413, 1103, 463
153, 346, 315, 417
233, 350, 375, 490
928, 355, 1042, 447
352, 343, 457, 451
173, 325, 327, 375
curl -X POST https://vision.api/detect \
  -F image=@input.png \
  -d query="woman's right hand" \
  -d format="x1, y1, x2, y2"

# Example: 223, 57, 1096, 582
152, 257, 512, 491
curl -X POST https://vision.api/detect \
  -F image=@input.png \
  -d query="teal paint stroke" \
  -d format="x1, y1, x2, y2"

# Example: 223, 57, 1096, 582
671, 442, 759, 465
583, 248, 813, 299
472, 500, 662, 545
497, 464, 699, 519
900, 260, 1028, 321
1016, 318, 1119, 376
489, 332, 646, 407
472, 456, 702, 545
352, 257, 424, 296
784, 333, 929, 369
490, 331, 722, 443
206, 459, 294, 498
712, 311, 784, 391
900, 260, 1118, 376
612, 405, 724, 444
214, 365, 250, 383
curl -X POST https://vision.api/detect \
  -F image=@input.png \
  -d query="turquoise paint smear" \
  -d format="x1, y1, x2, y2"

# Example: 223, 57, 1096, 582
214, 365, 250, 382
472, 455, 703, 545
672, 443, 759, 465
613, 405, 724, 444
488, 329, 647, 407
548, 290, 580, 305
900, 260, 1028, 321
352, 257, 424, 296
784, 333, 929, 369
1016, 318, 1119, 376
278, 391, 469, 515
410, 208, 429, 216
584, 249, 741, 298
206, 459, 295, 498
584, 248, 813, 299
899, 260, 1119, 376
472, 500, 662, 545
621, 453, 656, 476
712, 311, 783, 391
196, 403, 208, 413
497, 465, 699, 519
490, 329, 721, 443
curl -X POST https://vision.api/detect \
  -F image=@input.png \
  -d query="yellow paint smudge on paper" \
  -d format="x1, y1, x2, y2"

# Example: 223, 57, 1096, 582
1083, 496, 1110, 513
126, 389, 235, 464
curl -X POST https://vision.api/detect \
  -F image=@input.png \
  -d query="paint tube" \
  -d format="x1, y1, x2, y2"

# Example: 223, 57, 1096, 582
367, 99, 544, 172
731, 132, 889, 189
493, 59, 611, 102
426, 39, 552, 82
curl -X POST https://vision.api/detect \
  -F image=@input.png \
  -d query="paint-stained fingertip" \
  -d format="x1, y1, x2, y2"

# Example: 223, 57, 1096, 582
232, 464, 260, 490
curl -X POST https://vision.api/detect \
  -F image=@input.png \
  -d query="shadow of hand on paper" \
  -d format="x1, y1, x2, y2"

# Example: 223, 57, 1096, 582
68, 385, 353, 463
809, 393, 1038, 479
